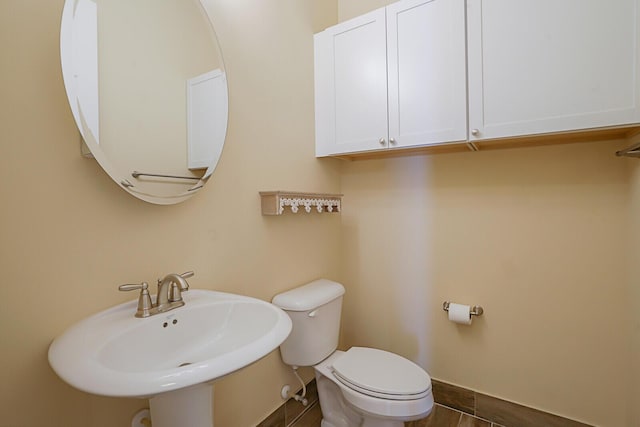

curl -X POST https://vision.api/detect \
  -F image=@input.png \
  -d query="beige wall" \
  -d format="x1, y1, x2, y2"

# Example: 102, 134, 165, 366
628, 158, 640, 427
338, 0, 391, 21
0, 1, 339, 426
340, 141, 633, 426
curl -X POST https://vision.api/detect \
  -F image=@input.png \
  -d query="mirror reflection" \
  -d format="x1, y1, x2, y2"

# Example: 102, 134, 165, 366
61, 0, 228, 204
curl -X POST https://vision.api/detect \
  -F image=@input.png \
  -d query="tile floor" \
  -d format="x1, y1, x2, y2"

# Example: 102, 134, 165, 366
289, 402, 499, 427
406, 404, 500, 427
261, 378, 589, 427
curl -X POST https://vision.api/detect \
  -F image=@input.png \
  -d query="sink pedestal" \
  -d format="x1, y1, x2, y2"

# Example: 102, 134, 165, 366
149, 383, 214, 427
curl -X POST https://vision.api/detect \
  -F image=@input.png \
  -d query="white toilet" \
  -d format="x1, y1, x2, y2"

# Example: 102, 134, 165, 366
272, 279, 434, 427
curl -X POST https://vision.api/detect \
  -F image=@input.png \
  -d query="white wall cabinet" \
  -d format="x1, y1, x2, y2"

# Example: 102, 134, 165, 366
315, 0, 640, 157
314, 0, 467, 157
467, 0, 640, 142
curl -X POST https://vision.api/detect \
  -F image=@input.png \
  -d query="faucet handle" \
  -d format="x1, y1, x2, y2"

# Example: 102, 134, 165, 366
119, 282, 149, 292
179, 271, 194, 280
118, 282, 153, 318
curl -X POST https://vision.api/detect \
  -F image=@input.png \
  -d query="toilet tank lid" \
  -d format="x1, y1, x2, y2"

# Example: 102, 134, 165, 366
272, 279, 345, 311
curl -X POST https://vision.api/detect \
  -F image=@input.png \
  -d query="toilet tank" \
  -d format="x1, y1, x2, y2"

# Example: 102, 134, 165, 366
272, 279, 345, 367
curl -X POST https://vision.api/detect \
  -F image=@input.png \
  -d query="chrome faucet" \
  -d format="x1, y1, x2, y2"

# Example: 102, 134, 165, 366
119, 271, 194, 318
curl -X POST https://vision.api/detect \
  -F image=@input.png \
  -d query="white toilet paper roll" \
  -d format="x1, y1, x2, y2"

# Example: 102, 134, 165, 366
448, 303, 472, 325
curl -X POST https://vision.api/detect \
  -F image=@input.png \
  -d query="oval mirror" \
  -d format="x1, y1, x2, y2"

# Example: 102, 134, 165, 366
60, 0, 228, 204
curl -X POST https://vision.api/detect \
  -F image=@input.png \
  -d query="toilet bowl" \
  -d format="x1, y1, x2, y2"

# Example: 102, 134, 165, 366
315, 349, 433, 427
272, 279, 434, 427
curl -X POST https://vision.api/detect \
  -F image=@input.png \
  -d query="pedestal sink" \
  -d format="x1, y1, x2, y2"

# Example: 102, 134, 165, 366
48, 289, 292, 427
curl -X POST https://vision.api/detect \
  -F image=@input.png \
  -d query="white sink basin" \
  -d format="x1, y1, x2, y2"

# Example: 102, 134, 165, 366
48, 289, 292, 399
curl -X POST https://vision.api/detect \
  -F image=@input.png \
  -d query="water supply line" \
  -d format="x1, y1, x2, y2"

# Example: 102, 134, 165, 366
290, 366, 308, 406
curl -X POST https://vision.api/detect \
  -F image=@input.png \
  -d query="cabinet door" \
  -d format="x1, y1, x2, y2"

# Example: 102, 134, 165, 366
387, 0, 467, 148
315, 8, 388, 156
467, 0, 640, 141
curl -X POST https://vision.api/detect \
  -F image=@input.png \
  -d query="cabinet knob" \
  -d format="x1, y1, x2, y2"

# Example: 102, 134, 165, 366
471, 129, 480, 137
389, 138, 396, 145
379, 138, 386, 145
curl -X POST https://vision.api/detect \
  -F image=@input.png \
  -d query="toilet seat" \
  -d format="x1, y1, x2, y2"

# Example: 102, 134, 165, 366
315, 350, 434, 422
331, 347, 431, 401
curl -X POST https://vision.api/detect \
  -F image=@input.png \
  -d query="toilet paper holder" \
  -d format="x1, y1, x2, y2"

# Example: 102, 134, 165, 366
442, 301, 484, 316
